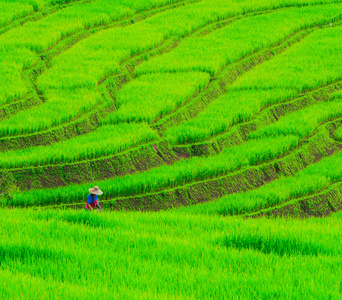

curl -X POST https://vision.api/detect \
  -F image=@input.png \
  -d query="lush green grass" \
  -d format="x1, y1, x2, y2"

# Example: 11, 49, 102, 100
7, 93, 341, 204
0, 3, 31, 25
0, 208, 342, 299
2, 0, 341, 137
0, 0, 187, 106
103, 72, 210, 124
334, 123, 342, 140
0, 0, 83, 29
0, 71, 209, 136
181, 138, 342, 216
251, 96, 342, 139
165, 23, 342, 144
234, 25, 342, 91
0, 123, 158, 169
5, 134, 300, 206
0, 3, 31, 28
166, 88, 296, 144
137, 3, 342, 76
3, 1, 342, 298
1, 0, 215, 134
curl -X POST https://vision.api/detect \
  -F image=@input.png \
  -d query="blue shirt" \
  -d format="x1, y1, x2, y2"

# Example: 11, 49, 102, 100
87, 194, 98, 204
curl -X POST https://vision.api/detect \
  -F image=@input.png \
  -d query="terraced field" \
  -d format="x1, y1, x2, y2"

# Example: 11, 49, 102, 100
2, 0, 342, 215
2, 0, 342, 298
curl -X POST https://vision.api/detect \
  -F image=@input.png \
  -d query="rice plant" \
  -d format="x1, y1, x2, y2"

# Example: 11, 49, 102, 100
0, 0, 191, 106
183, 146, 342, 216
2, 1, 342, 298
165, 88, 297, 144
2, 0, 341, 137
103, 72, 210, 124
0, 123, 158, 168
138, 3, 342, 76
0, 208, 342, 298
6, 134, 300, 207
250, 97, 342, 139
165, 23, 342, 144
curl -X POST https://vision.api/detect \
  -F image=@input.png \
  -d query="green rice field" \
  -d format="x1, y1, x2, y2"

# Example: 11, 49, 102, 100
1, 0, 342, 298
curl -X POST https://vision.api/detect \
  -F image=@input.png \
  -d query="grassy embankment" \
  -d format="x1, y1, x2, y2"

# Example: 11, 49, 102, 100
1, 3, 341, 167
1, 1, 341, 137
2, 0, 342, 298
5, 21, 342, 209
164, 23, 342, 144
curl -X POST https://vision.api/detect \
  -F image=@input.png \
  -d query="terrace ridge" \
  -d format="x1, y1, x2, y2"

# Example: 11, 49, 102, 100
32, 118, 342, 210
153, 21, 342, 134
246, 183, 342, 219
173, 80, 342, 157
0, 2, 337, 149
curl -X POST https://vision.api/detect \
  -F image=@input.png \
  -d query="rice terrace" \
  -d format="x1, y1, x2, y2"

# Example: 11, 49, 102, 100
1, 0, 342, 298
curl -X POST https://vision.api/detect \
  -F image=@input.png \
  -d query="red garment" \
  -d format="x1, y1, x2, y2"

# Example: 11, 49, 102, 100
85, 200, 97, 210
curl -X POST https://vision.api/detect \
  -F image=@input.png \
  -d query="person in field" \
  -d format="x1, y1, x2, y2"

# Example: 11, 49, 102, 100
85, 186, 103, 211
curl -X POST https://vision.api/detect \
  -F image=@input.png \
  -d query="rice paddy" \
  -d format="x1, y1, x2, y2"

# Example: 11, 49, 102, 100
2, 0, 342, 298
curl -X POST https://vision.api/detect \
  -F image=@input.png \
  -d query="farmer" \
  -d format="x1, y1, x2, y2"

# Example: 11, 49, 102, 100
85, 186, 103, 211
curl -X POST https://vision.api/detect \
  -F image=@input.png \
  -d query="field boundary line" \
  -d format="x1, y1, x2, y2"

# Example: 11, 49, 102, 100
47, 134, 342, 211
1, 1, 337, 130
0, 0, 200, 113
0, 1, 283, 151
8, 110, 342, 191
0, 0, 201, 151
10, 141, 180, 191
7, 78, 341, 168
245, 182, 342, 219
29, 118, 342, 210
173, 80, 342, 157
153, 20, 342, 134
